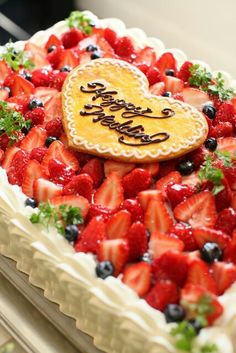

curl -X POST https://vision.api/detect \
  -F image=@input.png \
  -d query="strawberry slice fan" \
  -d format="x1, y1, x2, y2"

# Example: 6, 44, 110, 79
0, 9, 236, 353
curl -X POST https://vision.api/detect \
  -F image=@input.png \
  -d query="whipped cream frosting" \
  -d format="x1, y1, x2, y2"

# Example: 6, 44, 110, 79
0, 11, 236, 353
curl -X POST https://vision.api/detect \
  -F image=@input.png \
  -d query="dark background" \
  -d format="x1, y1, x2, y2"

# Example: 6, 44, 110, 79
0, 0, 77, 44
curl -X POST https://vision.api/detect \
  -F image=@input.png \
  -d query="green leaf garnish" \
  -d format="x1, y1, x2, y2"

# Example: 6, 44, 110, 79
0, 42, 34, 71
198, 155, 224, 193
171, 320, 197, 351
215, 150, 232, 167
199, 343, 219, 353
182, 294, 215, 328
30, 201, 83, 236
189, 64, 234, 102
66, 11, 95, 34
0, 101, 31, 144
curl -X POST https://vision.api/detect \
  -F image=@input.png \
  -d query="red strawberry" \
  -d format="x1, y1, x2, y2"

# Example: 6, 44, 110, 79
134, 47, 156, 66
166, 183, 195, 208
33, 178, 62, 202
0, 133, 10, 150
97, 238, 129, 275
103, 28, 118, 49
61, 28, 84, 49
135, 63, 149, 75
152, 251, 188, 286
0, 148, 4, 162
138, 189, 163, 211
215, 207, 236, 235
57, 50, 80, 69
192, 227, 231, 250
125, 222, 148, 261
215, 178, 232, 212
224, 229, 236, 263
211, 262, 236, 295
186, 258, 217, 294
45, 117, 63, 138
49, 70, 67, 90
115, 36, 135, 58
182, 87, 210, 110
174, 191, 217, 229
22, 159, 45, 197
146, 66, 163, 86
224, 164, 236, 191
187, 146, 209, 169
45, 34, 62, 51
7, 94, 31, 114
94, 172, 124, 210
156, 171, 182, 194
214, 102, 236, 125
163, 76, 184, 94
24, 42, 49, 68
144, 197, 173, 234
47, 45, 64, 69
104, 160, 135, 178
119, 198, 144, 222
170, 222, 197, 251
149, 231, 184, 259
81, 158, 104, 187
33, 87, 58, 104
177, 61, 193, 82
0, 60, 12, 83
44, 92, 62, 122
48, 158, 75, 186
217, 137, 236, 158
149, 81, 165, 96
97, 37, 115, 57
31, 68, 53, 87
41, 140, 79, 175
1, 146, 20, 171
30, 147, 47, 163
155, 52, 177, 75
50, 194, 89, 218
209, 122, 233, 138
86, 204, 113, 222
106, 210, 131, 239
24, 107, 45, 126
145, 280, 179, 311
12, 75, 35, 96
20, 126, 47, 152
122, 262, 151, 296
139, 162, 160, 177
7, 149, 30, 186
63, 174, 93, 201
122, 168, 152, 198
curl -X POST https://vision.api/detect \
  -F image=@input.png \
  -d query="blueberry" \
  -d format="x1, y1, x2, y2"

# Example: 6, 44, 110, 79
200, 242, 222, 263
162, 91, 172, 97
60, 65, 72, 72
177, 160, 194, 176
165, 69, 175, 76
25, 197, 38, 208
91, 52, 101, 60
45, 136, 57, 147
164, 304, 186, 323
202, 104, 216, 120
188, 318, 203, 334
204, 137, 217, 152
21, 71, 32, 81
86, 44, 98, 52
95, 261, 114, 279
65, 224, 79, 242
47, 45, 56, 53
29, 98, 43, 110
140, 252, 152, 263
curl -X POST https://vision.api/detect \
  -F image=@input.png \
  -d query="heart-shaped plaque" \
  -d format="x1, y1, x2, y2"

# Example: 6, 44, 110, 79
62, 59, 208, 163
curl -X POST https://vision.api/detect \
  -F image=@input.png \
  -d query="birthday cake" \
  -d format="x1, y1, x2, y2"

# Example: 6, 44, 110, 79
0, 10, 236, 353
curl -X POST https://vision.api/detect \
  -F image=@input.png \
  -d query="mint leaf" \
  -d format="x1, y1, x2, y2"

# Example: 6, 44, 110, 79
199, 343, 219, 353
66, 11, 95, 34
171, 321, 196, 351
215, 150, 232, 167
198, 155, 224, 188
0, 42, 34, 71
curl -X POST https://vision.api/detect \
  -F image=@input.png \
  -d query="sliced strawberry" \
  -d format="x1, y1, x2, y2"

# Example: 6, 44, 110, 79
49, 71, 67, 91
146, 66, 163, 86
45, 34, 62, 50
177, 61, 193, 82
0, 149, 4, 162
224, 165, 236, 191
182, 87, 210, 110
31, 68, 53, 87
174, 191, 217, 228
30, 147, 47, 163
78, 51, 92, 65
214, 102, 236, 125
34, 87, 58, 104
104, 160, 135, 178
170, 222, 197, 251
1, 146, 20, 171
215, 177, 232, 212
152, 250, 188, 286
122, 168, 152, 198
24, 42, 49, 68
47, 45, 64, 68
211, 262, 236, 295
134, 47, 156, 66
24, 107, 45, 126
12, 75, 35, 96
94, 172, 124, 210
149, 81, 165, 96
192, 227, 231, 250
63, 174, 93, 201
156, 171, 182, 195
209, 121, 233, 138
149, 231, 184, 259
48, 158, 75, 186
86, 204, 113, 222
44, 92, 62, 122
115, 36, 135, 59
122, 262, 151, 296
22, 159, 45, 197
181, 172, 201, 188
144, 197, 173, 234
217, 137, 236, 158
20, 126, 47, 152
58, 50, 80, 69
106, 210, 131, 239
41, 140, 79, 175
138, 189, 163, 211
33, 178, 62, 202
186, 258, 217, 294
97, 37, 115, 56
145, 280, 179, 311
125, 222, 148, 261
97, 238, 129, 275
7, 149, 30, 186
139, 162, 159, 177
155, 52, 177, 75
61, 28, 84, 49
163, 76, 184, 94
0, 60, 12, 83
45, 117, 63, 138
50, 194, 89, 218
103, 28, 118, 49
119, 198, 144, 223
166, 182, 195, 208
215, 207, 236, 235
81, 158, 104, 187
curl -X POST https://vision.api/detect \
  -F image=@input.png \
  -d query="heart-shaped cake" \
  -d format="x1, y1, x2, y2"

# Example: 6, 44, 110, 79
62, 59, 208, 162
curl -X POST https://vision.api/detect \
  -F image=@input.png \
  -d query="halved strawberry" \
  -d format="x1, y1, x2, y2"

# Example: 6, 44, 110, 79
146, 66, 163, 86
22, 159, 46, 197
119, 198, 144, 223
97, 37, 115, 56
97, 238, 129, 275
12, 75, 35, 96
144, 197, 173, 233
45, 34, 62, 51
50, 194, 89, 218
1, 146, 20, 171
125, 222, 148, 262
20, 126, 47, 152
145, 280, 179, 311
156, 171, 182, 194
0, 149, 4, 162
0, 60, 12, 83
170, 222, 197, 251
149, 81, 165, 96
155, 52, 177, 75
211, 262, 236, 295
63, 174, 93, 201
48, 158, 75, 186
215, 207, 236, 235
115, 36, 135, 59
58, 50, 80, 69
24, 42, 49, 68
149, 231, 184, 259
182, 87, 210, 110
133, 47, 157, 66
163, 76, 184, 94
138, 189, 163, 211
61, 28, 84, 49
166, 183, 195, 208
104, 160, 135, 178
33, 178, 62, 202
106, 210, 131, 239
44, 92, 62, 122
94, 172, 124, 210
31, 68, 53, 87
122, 262, 151, 296
139, 162, 159, 177
103, 28, 118, 49
177, 61, 193, 82
33, 87, 59, 104
81, 158, 104, 187
192, 227, 231, 250
186, 258, 217, 294
86, 204, 113, 222
217, 137, 236, 158
174, 191, 217, 228
41, 140, 79, 175
7, 149, 30, 186
122, 168, 152, 198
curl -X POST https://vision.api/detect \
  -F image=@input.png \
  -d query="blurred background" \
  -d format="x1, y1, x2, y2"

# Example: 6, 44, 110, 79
0, 0, 235, 76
